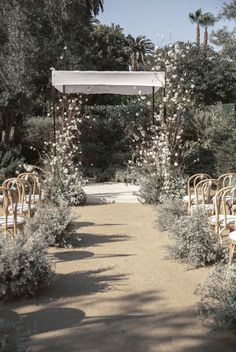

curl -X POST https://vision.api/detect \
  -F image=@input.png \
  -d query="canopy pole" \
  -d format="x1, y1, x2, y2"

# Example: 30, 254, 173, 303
152, 86, 155, 124
52, 86, 56, 156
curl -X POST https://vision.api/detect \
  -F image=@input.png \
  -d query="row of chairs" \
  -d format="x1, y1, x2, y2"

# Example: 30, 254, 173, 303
0, 172, 44, 236
183, 173, 236, 263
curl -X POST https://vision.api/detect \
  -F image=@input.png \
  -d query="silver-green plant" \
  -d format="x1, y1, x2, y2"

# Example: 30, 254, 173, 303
156, 196, 187, 231
26, 200, 72, 247
196, 263, 236, 329
0, 232, 54, 302
168, 209, 222, 268
138, 173, 164, 204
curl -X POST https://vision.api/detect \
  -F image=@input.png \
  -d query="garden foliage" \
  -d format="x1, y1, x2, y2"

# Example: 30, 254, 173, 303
168, 210, 222, 268
138, 174, 164, 204
156, 197, 186, 231
197, 263, 236, 329
0, 146, 24, 178
26, 200, 72, 247
0, 233, 54, 302
80, 101, 152, 181
44, 97, 86, 206
183, 103, 236, 176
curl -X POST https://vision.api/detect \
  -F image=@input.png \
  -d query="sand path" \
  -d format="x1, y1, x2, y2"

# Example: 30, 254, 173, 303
1, 203, 236, 351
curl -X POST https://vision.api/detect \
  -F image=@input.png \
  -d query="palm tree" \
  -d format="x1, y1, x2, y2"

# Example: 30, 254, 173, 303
85, 0, 104, 16
127, 35, 155, 71
189, 8, 202, 45
200, 12, 216, 48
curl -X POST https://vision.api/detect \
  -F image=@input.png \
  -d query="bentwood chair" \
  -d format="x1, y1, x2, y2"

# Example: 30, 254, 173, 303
208, 186, 236, 242
17, 172, 44, 204
2, 178, 36, 217
190, 178, 218, 215
0, 174, 6, 204
217, 173, 236, 190
183, 173, 211, 214
0, 186, 25, 236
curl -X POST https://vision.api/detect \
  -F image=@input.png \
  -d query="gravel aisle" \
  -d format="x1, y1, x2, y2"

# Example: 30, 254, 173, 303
1, 204, 235, 351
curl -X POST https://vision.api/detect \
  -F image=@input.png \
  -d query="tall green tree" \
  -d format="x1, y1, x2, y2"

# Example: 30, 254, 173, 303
127, 35, 154, 71
211, 0, 236, 64
220, 0, 236, 19
0, 0, 96, 145
85, 0, 104, 16
86, 23, 130, 71
156, 42, 236, 105
189, 8, 202, 45
200, 12, 216, 48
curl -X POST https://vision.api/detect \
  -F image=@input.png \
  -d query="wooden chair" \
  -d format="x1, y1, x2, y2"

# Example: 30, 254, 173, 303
208, 186, 236, 242
228, 231, 236, 263
0, 174, 5, 204
182, 173, 211, 214
17, 172, 44, 204
0, 186, 25, 236
217, 173, 236, 190
2, 178, 36, 217
190, 178, 218, 215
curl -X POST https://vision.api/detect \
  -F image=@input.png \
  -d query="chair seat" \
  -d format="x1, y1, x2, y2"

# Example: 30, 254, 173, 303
213, 195, 233, 202
209, 214, 236, 225
0, 216, 25, 228
0, 194, 3, 203
229, 231, 236, 241
183, 195, 204, 203
9, 203, 37, 213
192, 203, 214, 211
26, 194, 45, 202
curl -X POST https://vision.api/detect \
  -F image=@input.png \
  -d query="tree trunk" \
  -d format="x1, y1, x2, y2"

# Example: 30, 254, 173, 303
203, 27, 208, 48
0, 104, 17, 146
196, 23, 200, 45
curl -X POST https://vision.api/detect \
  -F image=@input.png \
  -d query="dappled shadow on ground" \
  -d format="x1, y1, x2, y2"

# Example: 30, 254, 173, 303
2, 290, 236, 352
44, 267, 127, 300
53, 250, 134, 263
74, 221, 124, 229
53, 250, 95, 262
70, 232, 131, 248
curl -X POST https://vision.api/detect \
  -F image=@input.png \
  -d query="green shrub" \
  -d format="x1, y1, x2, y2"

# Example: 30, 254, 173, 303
183, 104, 236, 176
113, 166, 140, 184
80, 102, 151, 180
20, 116, 54, 152
196, 263, 236, 329
168, 210, 222, 268
0, 233, 54, 302
161, 174, 187, 200
26, 201, 72, 247
0, 146, 24, 178
156, 197, 187, 231
46, 172, 86, 206
138, 174, 164, 204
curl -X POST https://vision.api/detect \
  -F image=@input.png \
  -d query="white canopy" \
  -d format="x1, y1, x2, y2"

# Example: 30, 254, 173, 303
52, 70, 165, 95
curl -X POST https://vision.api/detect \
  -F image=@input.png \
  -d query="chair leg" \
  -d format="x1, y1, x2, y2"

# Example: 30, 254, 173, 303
229, 242, 236, 264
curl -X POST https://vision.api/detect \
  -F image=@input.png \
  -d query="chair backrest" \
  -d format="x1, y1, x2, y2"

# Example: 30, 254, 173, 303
194, 178, 218, 212
2, 178, 32, 215
0, 186, 18, 235
218, 173, 236, 190
17, 172, 42, 203
187, 173, 211, 211
213, 186, 236, 235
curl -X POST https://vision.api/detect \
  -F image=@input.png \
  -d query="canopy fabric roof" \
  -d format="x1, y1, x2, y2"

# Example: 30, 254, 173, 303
52, 70, 165, 95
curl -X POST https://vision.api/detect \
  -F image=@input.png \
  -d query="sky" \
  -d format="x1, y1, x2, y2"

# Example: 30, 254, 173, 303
98, 0, 235, 46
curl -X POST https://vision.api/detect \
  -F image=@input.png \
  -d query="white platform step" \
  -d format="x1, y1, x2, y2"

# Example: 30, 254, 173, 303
84, 182, 140, 204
